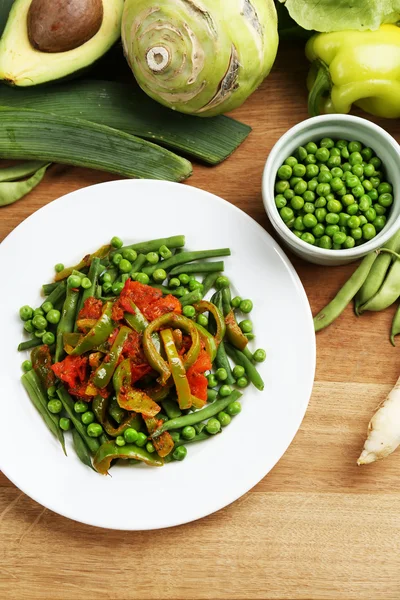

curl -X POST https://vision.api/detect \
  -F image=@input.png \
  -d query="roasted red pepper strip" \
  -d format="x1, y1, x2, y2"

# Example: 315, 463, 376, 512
93, 441, 163, 474
194, 301, 226, 346
160, 328, 192, 410
142, 312, 200, 385
31, 344, 56, 390
224, 309, 248, 351
91, 326, 131, 389
92, 395, 142, 437
113, 359, 160, 417
143, 415, 174, 458
70, 302, 115, 356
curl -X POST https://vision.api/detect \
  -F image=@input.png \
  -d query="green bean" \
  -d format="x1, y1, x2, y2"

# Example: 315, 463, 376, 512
390, 303, 400, 346
180, 289, 203, 307
41, 280, 66, 310
72, 428, 94, 470
356, 230, 400, 310
0, 164, 49, 207
18, 337, 42, 351
57, 387, 100, 454
143, 248, 231, 276
42, 282, 59, 296
174, 432, 211, 447
74, 257, 102, 329
108, 397, 126, 425
169, 261, 225, 276
162, 398, 182, 419
95, 284, 102, 299
224, 344, 265, 391
120, 236, 185, 256
221, 287, 232, 317
151, 284, 187, 297
129, 253, 146, 274
201, 272, 220, 297
361, 255, 400, 312
55, 286, 80, 362
314, 252, 378, 331
215, 342, 235, 385
242, 346, 255, 362
0, 160, 49, 182
99, 433, 111, 446
152, 390, 242, 437
21, 370, 66, 454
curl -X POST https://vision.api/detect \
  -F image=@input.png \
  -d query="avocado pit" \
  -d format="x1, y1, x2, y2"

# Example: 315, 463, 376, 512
27, 0, 104, 53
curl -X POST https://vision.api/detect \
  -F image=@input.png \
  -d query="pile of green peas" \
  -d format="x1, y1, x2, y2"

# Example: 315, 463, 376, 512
274, 138, 394, 249
19, 302, 60, 346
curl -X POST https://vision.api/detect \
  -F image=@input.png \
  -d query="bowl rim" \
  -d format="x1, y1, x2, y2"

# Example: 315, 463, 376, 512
262, 114, 400, 258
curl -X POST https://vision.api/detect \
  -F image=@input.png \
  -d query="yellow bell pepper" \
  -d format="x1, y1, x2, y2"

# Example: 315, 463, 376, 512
306, 24, 400, 119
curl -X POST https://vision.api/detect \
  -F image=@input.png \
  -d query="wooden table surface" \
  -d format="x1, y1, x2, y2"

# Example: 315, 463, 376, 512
1, 43, 400, 600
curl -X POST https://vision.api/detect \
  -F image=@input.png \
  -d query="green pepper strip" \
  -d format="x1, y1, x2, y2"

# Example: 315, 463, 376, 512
70, 302, 115, 356
93, 441, 163, 474
31, 344, 56, 390
224, 309, 248, 351
92, 326, 131, 389
160, 329, 192, 410
54, 244, 111, 281
92, 395, 142, 437
194, 301, 226, 347
194, 322, 217, 362
152, 390, 242, 438
113, 358, 161, 417
123, 300, 161, 352
143, 415, 174, 458
143, 312, 200, 385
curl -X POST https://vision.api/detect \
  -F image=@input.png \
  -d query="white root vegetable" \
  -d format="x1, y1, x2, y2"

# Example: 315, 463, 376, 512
357, 376, 400, 465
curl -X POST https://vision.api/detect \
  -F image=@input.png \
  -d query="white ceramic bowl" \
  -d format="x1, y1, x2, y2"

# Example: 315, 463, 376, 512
262, 114, 400, 265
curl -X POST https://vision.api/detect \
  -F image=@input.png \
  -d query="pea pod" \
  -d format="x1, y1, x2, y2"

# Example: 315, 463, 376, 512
0, 160, 48, 182
160, 328, 192, 409
314, 252, 378, 331
359, 256, 400, 312
0, 164, 49, 207
113, 359, 161, 417
70, 302, 114, 356
91, 326, 131, 389
390, 303, 400, 346
93, 441, 163, 474
92, 395, 142, 437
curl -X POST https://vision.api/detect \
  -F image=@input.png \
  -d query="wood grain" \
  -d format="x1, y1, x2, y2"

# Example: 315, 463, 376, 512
1, 43, 400, 600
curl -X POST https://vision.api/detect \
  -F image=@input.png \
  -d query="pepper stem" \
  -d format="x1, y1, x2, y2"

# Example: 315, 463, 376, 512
308, 60, 332, 117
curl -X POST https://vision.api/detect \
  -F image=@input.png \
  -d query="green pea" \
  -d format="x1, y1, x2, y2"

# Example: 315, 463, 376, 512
146, 252, 159, 265
361, 147, 373, 161
229, 297, 241, 310
132, 432, 146, 447
292, 163, 306, 177
368, 189, 379, 201
48, 399, 62, 414
374, 204, 387, 216
318, 171, 332, 184
312, 223, 325, 238
215, 275, 230, 289
81, 411, 94, 425
121, 248, 137, 262
359, 215, 368, 226
378, 193, 393, 208
277, 165, 292, 180
327, 155, 341, 169
175, 274, 188, 286
343, 236, 356, 249
314, 208, 327, 223
292, 216, 304, 231
305, 164, 319, 179
111, 236, 123, 249
370, 156, 382, 169
363, 164, 375, 177
20, 305, 34, 322
359, 195, 371, 212
335, 140, 348, 149
292, 230, 302, 238
318, 235, 332, 249
47, 386, 57, 398
303, 202, 315, 214
293, 180, 307, 195
118, 259, 131, 274
296, 146, 307, 161
239, 299, 253, 313
332, 232, 347, 245
59, 417, 71, 431
207, 374, 218, 388
377, 182, 391, 195
216, 411, 231, 427
42, 331, 55, 345
286, 219, 295, 229
32, 314, 47, 330
347, 203, 359, 216
362, 223, 376, 240
316, 183, 331, 197
280, 207, 294, 223
67, 274, 81, 288
347, 216, 360, 229
304, 154, 317, 165
22, 320, 33, 335
111, 281, 124, 295
182, 426, 196, 440
328, 177, 342, 192
112, 253, 123, 266
326, 199, 342, 214
325, 224, 340, 237
349, 152, 363, 166
315, 197, 327, 208
332, 243, 342, 250
227, 401, 242, 416
239, 320, 252, 334
182, 305, 196, 319
151, 268, 167, 283
352, 185, 364, 198
173, 446, 187, 461
362, 179, 373, 192
102, 282, 112, 294
351, 227, 363, 240
73, 401, 87, 414
54, 263, 64, 273
215, 367, 227, 382
218, 385, 232, 398
330, 167, 343, 179
284, 189, 295, 202
206, 417, 221, 435
124, 428, 139, 444
79, 278, 92, 292
370, 177, 380, 188
301, 232, 315, 245
314, 147, 329, 162
365, 207, 377, 222
275, 180, 290, 194
288, 196, 302, 211
135, 273, 149, 285
21, 360, 32, 372
275, 194, 287, 210
308, 178, 319, 192
206, 389, 218, 403
338, 212, 350, 227
341, 147, 350, 160
302, 214, 317, 229
235, 377, 247, 388
351, 164, 364, 178
34, 330, 47, 339
166, 277, 179, 290
115, 436, 126, 447
347, 141, 361, 153
302, 191, 315, 204
304, 141, 317, 154
329, 147, 341, 157
87, 423, 103, 438
285, 156, 298, 167
325, 213, 339, 225
373, 216, 387, 232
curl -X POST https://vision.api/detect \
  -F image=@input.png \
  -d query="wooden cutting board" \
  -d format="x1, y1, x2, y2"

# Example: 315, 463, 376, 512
1, 43, 399, 600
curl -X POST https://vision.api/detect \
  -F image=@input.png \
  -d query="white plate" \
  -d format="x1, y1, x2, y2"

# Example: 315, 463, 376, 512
0, 180, 315, 530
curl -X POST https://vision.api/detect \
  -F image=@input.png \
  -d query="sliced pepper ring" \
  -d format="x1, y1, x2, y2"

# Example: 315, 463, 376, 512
194, 301, 226, 346
92, 395, 142, 437
70, 302, 115, 356
113, 358, 161, 417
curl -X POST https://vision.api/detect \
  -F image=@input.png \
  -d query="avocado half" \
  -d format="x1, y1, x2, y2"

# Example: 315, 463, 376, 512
0, 0, 124, 86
